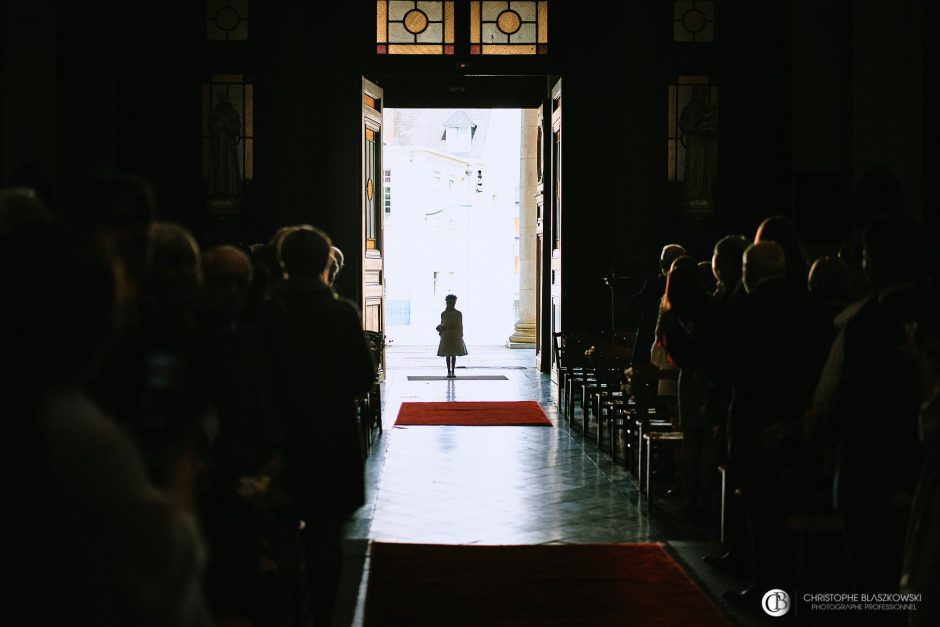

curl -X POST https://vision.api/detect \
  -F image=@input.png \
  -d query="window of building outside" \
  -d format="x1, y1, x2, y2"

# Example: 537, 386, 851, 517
446, 125, 471, 153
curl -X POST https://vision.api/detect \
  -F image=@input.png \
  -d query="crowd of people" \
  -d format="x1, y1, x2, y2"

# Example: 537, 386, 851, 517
6, 174, 374, 627
630, 206, 938, 624
9, 167, 938, 626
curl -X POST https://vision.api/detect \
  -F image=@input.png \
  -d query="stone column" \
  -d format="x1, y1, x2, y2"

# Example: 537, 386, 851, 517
509, 109, 538, 347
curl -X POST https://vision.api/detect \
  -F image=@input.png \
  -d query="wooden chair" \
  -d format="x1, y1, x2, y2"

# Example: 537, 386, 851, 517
643, 430, 684, 507
582, 366, 623, 436
363, 330, 384, 448
554, 332, 599, 422
718, 464, 727, 544
787, 513, 851, 591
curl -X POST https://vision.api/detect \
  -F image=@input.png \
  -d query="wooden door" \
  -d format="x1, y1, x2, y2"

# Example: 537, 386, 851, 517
549, 79, 562, 379
362, 78, 385, 377
535, 100, 550, 373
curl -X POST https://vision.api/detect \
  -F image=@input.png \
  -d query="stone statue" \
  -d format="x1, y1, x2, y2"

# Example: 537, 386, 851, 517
679, 85, 718, 211
209, 91, 242, 196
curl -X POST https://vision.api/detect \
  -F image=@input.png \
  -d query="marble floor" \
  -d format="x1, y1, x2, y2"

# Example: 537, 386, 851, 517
334, 346, 773, 627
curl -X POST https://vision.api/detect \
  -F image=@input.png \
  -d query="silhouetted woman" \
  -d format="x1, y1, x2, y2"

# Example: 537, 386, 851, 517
436, 294, 467, 378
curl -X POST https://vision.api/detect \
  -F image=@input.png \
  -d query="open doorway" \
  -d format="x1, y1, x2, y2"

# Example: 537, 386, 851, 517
381, 107, 536, 362
361, 77, 560, 375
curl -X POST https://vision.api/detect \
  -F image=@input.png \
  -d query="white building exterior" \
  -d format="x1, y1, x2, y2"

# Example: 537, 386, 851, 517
383, 108, 521, 346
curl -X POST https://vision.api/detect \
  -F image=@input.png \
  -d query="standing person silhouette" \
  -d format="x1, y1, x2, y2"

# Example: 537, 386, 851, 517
436, 294, 467, 378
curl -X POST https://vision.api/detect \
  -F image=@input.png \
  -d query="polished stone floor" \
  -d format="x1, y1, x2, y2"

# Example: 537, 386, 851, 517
334, 346, 769, 627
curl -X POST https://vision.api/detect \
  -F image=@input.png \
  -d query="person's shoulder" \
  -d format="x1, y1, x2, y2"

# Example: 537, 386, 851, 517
42, 386, 151, 494
329, 294, 362, 318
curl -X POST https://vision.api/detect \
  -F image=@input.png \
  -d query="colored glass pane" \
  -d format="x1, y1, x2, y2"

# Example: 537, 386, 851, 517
514, 2, 536, 22
444, 2, 454, 41
512, 24, 536, 43
388, 44, 443, 54
498, 10, 522, 34
484, 44, 536, 54
389, 1, 410, 20
418, 0, 442, 20
404, 9, 428, 33
377, 2, 387, 42
378, 1, 454, 54
470, 2, 481, 42
207, 0, 247, 41
537, 2, 548, 42
417, 23, 442, 43
482, 2, 506, 20
474, 1, 546, 55
673, 0, 714, 43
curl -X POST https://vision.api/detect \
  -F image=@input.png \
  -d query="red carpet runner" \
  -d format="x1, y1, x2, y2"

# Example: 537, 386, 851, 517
364, 542, 730, 626
394, 401, 552, 426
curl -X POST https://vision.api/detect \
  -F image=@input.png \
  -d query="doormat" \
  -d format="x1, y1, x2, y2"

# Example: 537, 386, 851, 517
364, 542, 731, 626
394, 401, 552, 426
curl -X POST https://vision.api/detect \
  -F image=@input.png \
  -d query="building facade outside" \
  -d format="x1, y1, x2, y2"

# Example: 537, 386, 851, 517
383, 108, 521, 346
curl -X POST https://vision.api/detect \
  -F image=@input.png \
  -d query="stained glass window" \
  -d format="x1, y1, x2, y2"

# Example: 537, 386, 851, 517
202, 75, 253, 212
207, 0, 247, 41
377, 1, 455, 55
673, 1, 714, 43
470, 1, 548, 55
667, 76, 718, 212
667, 76, 718, 181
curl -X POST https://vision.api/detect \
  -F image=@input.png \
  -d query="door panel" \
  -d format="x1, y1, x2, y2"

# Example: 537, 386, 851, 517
362, 77, 385, 377
536, 99, 551, 373
549, 79, 562, 379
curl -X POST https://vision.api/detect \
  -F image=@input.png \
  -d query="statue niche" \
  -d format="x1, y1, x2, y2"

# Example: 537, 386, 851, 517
209, 91, 242, 198
679, 85, 718, 212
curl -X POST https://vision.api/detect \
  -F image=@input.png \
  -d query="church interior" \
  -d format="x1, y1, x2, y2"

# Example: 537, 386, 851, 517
7, 1, 938, 626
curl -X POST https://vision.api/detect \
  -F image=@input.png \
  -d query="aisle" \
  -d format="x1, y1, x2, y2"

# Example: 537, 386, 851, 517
335, 346, 659, 627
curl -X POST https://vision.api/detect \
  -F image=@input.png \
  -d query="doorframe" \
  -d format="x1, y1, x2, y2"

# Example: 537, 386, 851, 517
361, 74, 561, 372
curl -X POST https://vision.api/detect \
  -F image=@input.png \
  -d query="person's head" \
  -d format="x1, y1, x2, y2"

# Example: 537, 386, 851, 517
0, 188, 53, 235
2, 197, 118, 384
660, 244, 686, 275
269, 225, 299, 249
697, 260, 717, 293
862, 217, 921, 291
278, 225, 332, 282
328, 246, 345, 286
669, 254, 698, 273
248, 242, 279, 299
445, 294, 457, 308
664, 264, 711, 316
201, 245, 253, 322
217, 91, 230, 106
68, 173, 156, 283
148, 222, 201, 305
754, 216, 808, 282
712, 234, 749, 290
742, 241, 786, 294
692, 85, 708, 105
808, 255, 852, 308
